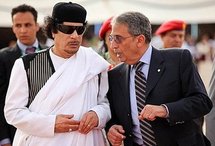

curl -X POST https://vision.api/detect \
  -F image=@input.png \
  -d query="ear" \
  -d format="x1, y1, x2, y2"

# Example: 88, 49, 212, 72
52, 32, 55, 39
136, 34, 146, 48
36, 23, 40, 32
12, 25, 15, 33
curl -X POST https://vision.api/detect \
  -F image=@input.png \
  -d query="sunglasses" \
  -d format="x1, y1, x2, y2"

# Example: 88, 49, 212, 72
56, 24, 86, 35
109, 34, 137, 44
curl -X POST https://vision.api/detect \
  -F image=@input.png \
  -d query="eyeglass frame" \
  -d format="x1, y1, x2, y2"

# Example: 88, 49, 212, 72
109, 34, 140, 44
56, 23, 86, 35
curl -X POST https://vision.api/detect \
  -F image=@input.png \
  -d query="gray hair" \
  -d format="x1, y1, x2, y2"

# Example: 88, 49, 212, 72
112, 11, 152, 43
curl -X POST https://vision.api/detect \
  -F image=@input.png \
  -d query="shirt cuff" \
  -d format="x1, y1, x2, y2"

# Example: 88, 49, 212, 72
161, 104, 169, 118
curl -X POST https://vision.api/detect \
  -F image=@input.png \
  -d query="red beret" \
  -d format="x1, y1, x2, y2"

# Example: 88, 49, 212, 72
99, 17, 113, 40
155, 20, 186, 35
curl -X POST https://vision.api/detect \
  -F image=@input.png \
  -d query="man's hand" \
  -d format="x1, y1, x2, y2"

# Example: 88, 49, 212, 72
107, 125, 126, 146
139, 104, 168, 121
54, 114, 80, 133
79, 111, 99, 134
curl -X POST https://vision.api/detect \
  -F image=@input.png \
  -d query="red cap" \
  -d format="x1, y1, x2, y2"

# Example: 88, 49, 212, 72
99, 17, 113, 40
155, 20, 186, 35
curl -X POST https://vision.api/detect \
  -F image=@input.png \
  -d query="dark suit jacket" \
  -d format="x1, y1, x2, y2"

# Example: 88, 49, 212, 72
106, 48, 212, 146
0, 43, 47, 142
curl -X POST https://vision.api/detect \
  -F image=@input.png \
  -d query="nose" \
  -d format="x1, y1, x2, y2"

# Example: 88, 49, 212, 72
20, 26, 27, 33
110, 39, 118, 50
175, 35, 183, 42
111, 42, 120, 56
69, 30, 79, 38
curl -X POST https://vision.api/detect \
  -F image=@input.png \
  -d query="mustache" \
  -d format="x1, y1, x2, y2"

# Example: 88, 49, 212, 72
67, 41, 80, 45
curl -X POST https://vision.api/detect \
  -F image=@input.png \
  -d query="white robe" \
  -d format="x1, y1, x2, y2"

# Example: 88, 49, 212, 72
4, 46, 111, 146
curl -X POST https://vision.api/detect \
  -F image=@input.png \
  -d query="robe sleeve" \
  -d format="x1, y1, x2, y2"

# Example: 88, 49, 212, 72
89, 70, 111, 129
4, 58, 56, 137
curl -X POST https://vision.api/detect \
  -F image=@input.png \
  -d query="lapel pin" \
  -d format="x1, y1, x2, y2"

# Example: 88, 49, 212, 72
157, 69, 161, 72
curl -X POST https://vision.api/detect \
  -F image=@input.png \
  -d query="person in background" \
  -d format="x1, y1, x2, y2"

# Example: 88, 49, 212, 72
154, 20, 186, 49
0, 4, 47, 146
196, 33, 213, 63
153, 20, 200, 62
206, 61, 215, 146
106, 11, 212, 146
99, 17, 121, 69
4, 2, 110, 146
183, 34, 198, 62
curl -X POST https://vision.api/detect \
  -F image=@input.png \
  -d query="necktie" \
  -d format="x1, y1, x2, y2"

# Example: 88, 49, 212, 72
135, 61, 157, 146
25, 47, 36, 54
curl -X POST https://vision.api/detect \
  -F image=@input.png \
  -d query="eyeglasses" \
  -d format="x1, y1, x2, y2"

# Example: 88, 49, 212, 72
109, 34, 138, 44
56, 24, 86, 35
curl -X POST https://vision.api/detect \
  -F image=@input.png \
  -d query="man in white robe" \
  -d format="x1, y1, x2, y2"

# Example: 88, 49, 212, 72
4, 2, 111, 146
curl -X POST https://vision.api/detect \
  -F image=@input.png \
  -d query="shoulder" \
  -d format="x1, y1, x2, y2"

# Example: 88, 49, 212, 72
22, 48, 49, 62
37, 48, 50, 54
79, 46, 97, 54
21, 48, 50, 70
158, 47, 184, 54
158, 48, 191, 55
109, 63, 128, 74
0, 46, 18, 55
0, 47, 10, 53
0, 47, 9, 57
79, 46, 108, 61
156, 48, 192, 61
0, 46, 21, 62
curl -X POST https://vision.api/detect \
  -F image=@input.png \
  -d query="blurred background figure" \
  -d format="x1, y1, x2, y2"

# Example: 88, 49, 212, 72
98, 17, 120, 69
206, 60, 215, 146
183, 34, 199, 62
211, 32, 215, 60
0, 4, 47, 146
152, 19, 200, 67
196, 33, 213, 63
195, 34, 213, 89
154, 19, 186, 49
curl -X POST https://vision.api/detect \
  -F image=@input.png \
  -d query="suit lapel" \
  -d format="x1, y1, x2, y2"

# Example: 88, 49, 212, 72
146, 48, 165, 97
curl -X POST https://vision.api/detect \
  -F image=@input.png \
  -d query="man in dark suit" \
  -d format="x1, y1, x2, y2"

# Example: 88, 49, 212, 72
0, 4, 47, 146
106, 12, 212, 146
